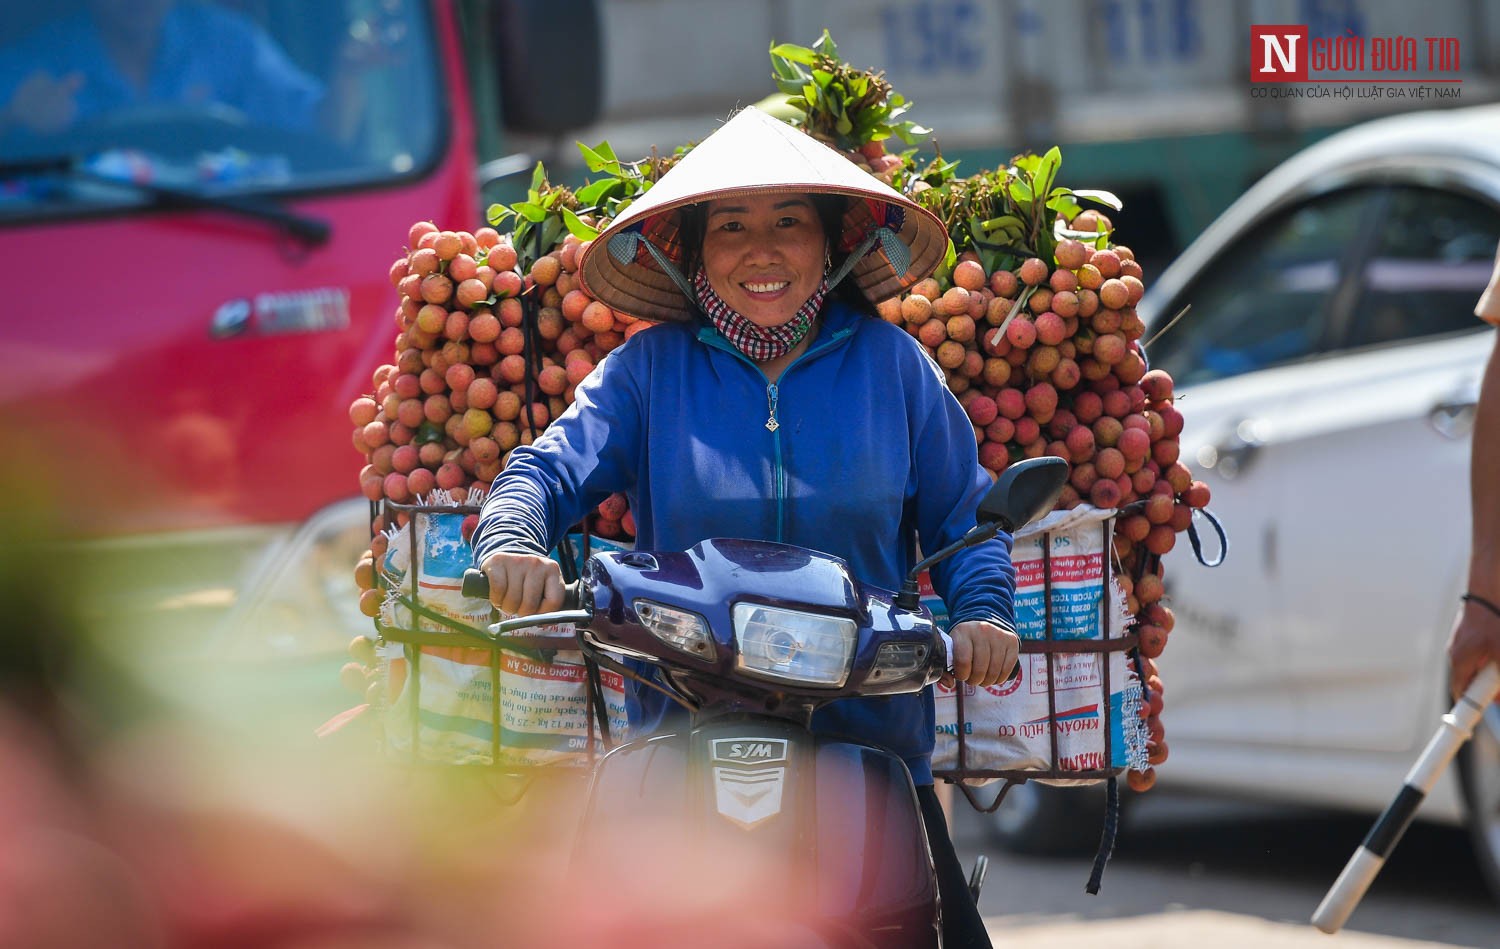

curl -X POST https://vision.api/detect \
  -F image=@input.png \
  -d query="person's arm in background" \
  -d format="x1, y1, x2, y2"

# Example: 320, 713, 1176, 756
1448, 245, 1500, 697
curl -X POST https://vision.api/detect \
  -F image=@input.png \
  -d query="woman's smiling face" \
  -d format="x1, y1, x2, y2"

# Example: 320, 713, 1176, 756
700, 193, 828, 328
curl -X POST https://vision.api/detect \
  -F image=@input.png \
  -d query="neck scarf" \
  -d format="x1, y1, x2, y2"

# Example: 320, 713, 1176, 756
693, 268, 827, 362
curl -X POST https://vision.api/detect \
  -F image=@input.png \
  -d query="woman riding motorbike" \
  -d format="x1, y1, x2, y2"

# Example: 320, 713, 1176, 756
472, 106, 1017, 947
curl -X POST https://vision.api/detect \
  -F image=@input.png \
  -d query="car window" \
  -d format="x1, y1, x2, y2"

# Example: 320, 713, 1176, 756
1149, 188, 1380, 387
0, 0, 442, 223
1342, 186, 1500, 350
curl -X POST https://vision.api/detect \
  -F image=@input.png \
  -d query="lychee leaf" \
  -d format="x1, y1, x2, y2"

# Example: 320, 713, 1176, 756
812, 29, 839, 57
890, 124, 920, 145
1036, 147, 1061, 205
771, 54, 808, 81
576, 141, 620, 175
1047, 195, 1082, 221
769, 42, 818, 65
485, 203, 510, 225
1074, 189, 1124, 211
562, 208, 600, 241
529, 162, 546, 194
1036, 232, 1057, 267
513, 202, 547, 223
574, 179, 613, 206
812, 68, 835, 88
1012, 154, 1042, 176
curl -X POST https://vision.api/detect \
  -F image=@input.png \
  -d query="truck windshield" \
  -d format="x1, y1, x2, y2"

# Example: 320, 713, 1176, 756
0, 0, 442, 223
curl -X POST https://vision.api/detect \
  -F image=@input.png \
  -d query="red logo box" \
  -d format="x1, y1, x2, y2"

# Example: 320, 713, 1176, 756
1251, 25, 1309, 82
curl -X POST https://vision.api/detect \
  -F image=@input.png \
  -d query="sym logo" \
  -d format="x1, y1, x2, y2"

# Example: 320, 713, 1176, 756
1251, 25, 1309, 82
711, 738, 789, 766
709, 737, 790, 829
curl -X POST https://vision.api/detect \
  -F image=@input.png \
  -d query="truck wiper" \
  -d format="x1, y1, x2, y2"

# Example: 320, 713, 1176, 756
0, 154, 331, 246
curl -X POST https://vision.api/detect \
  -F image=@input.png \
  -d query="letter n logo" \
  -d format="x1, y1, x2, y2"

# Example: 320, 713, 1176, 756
1250, 25, 1308, 82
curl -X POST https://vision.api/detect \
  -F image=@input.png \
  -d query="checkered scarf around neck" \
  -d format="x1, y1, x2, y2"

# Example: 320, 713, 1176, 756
693, 268, 829, 362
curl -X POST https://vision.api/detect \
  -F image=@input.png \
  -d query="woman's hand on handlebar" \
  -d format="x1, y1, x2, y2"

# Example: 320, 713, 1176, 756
479, 551, 566, 616
943, 620, 1020, 689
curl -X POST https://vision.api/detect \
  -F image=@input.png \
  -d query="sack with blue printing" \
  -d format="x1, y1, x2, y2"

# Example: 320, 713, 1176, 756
377, 494, 629, 767
930, 505, 1150, 786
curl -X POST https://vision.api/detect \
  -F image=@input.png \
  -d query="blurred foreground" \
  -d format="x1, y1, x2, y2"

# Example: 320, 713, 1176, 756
0, 472, 838, 949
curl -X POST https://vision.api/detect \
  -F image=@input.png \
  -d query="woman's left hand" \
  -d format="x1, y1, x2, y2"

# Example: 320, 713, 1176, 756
943, 621, 1020, 688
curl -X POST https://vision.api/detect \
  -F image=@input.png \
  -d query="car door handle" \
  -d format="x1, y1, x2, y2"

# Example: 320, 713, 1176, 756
1428, 398, 1477, 439
1200, 419, 1268, 480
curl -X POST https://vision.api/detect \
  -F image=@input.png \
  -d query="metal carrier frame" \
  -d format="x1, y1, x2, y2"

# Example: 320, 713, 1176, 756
931, 515, 1141, 813
368, 497, 616, 775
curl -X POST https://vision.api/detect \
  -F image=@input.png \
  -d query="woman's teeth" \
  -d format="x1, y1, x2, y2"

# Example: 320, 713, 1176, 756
744, 281, 790, 293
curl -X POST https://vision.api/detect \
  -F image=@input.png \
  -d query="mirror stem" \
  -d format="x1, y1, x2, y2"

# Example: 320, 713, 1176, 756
894, 521, 1007, 610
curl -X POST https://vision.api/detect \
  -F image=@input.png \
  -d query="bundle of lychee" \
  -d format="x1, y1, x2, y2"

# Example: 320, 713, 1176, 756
875, 222, 1196, 792
772, 31, 1205, 791
343, 204, 647, 659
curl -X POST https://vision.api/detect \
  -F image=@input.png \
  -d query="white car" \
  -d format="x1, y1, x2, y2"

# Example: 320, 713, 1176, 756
986, 103, 1500, 898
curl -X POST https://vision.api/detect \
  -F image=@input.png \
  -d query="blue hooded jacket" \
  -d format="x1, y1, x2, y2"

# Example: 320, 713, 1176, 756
471, 299, 1016, 784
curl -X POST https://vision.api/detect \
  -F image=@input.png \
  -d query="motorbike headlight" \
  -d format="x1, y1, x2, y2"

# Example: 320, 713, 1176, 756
635, 599, 716, 660
733, 604, 856, 687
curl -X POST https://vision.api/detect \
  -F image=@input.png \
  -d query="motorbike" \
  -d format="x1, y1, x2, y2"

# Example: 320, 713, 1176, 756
462, 456, 1070, 946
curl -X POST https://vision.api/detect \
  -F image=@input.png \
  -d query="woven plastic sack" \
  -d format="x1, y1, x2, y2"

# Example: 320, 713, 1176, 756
930, 505, 1149, 785
376, 503, 629, 767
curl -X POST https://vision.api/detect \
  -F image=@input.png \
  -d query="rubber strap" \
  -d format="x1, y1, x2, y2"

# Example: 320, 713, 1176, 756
1186, 506, 1229, 568
1085, 775, 1120, 895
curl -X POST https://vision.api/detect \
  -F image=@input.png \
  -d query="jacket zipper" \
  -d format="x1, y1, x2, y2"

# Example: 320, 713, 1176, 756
699, 326, 854, 541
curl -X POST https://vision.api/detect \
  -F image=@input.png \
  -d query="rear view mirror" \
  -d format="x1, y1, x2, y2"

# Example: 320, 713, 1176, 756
491, 1, 602, 134
977, 457, 1070, 533
894, 456, 1070, 609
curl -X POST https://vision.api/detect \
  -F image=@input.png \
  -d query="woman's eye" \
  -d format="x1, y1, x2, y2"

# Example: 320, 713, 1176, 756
719, 221, 743, 232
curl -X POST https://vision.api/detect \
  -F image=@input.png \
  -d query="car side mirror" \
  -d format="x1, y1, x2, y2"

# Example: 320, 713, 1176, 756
977, 457, 1071, 534
491, 0, 602, 134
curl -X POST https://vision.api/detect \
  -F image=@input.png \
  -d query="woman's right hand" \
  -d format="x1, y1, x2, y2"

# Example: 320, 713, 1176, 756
479, 551, 565, 616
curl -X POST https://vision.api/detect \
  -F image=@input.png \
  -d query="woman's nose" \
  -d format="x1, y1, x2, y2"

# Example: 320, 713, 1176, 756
740, 231, 783, 264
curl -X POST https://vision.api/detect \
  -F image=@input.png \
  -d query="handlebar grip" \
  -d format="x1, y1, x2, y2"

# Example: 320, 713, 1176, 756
462, 568, 489, 599
463, 568, 582, 611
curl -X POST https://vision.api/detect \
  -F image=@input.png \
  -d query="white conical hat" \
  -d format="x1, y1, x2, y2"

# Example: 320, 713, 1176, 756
578, 107, 949, 323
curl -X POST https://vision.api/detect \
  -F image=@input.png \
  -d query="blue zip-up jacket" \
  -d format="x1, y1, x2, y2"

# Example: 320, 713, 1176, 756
472, 299, 1016, 784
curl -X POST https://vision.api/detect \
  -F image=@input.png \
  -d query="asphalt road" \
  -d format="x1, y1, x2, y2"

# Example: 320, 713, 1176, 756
948, 789, 1500, 947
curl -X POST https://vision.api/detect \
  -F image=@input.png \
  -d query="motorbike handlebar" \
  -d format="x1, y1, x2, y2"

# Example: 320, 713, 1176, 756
461, 567, 489, 599
462, 567, 582, 611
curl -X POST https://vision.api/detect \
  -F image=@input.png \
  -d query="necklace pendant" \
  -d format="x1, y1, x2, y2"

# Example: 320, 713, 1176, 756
766, 418, 780, 432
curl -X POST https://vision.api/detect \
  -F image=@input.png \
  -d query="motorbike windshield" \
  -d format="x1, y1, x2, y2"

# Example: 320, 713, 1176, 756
0, 0, 443, 223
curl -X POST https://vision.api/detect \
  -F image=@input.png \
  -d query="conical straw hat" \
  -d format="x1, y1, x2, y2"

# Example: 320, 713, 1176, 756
578, 107, 949, 323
